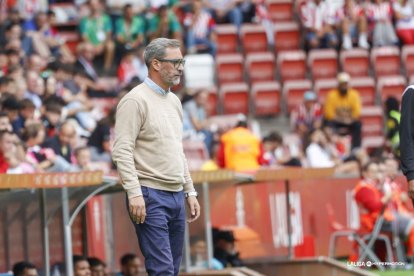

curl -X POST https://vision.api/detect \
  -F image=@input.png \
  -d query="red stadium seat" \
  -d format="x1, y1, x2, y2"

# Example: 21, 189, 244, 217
283, 79, 312, 113
349, 77, 376, 106
402, 45, 414, 78
308, 49, 338, 80
314, 78, 337, 104
215, 24, 239, 54
277, 50, 306, 82
183, 140, 209, 171
371, 46, 401, 77
274, 22, 300, 52
340, 48, 370, 77
220, 82, 249, 115
267, 0, 294, 22
377, 76, 407, 102
360, 106, 384, 138
246, 52, 275, 83
251, 81, 281, 116
216, 54, 244, 85
204, 87, 218, 116
241, 24, 268, 53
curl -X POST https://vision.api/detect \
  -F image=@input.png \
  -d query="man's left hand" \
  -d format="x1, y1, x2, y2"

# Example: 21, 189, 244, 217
186, 196, 200, 223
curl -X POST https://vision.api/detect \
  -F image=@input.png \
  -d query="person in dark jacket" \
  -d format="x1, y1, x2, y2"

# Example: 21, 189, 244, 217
399, 86, 414, 204
42, 121, 76, 163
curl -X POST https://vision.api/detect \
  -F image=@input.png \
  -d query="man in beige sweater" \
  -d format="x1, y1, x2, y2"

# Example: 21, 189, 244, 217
112, 38, 200, 276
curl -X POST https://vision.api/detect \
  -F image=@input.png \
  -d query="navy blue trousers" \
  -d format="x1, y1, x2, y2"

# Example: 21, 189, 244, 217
127, 186, 186, 276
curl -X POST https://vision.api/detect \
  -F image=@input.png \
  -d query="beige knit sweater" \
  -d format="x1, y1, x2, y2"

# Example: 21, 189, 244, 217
112, 82, 195, 199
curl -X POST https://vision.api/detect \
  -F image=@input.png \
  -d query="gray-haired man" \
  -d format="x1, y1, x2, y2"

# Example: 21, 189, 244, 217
112, 38, 200, 275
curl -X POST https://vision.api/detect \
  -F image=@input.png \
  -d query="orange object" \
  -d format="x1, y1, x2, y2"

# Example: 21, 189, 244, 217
220, 127, 261, 172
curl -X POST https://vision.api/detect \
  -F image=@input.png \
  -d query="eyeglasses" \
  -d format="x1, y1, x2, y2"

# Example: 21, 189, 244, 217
157, 58, 186, 68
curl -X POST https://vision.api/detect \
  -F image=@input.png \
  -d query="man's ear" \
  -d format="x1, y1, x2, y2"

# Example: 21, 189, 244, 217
152, 59, 161, 72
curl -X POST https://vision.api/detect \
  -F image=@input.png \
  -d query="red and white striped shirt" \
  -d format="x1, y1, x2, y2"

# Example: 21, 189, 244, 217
335, 0, 364, 22
366, 1, 393, 22
184, 10, 215, 39
300, 0, 336, 30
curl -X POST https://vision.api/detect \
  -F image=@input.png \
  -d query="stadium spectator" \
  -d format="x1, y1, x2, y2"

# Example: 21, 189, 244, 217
42, 120, 77, 164
1, 97, 20, 132
184, 0, 217, 56
393, 0, 414, 45
190, 236, 223, 269
74, 42, 116, 97
382, 157, 412, 214
115, 4, 145, 55
205, 0, 243, 33
87, 109, 115, 163
336, 0, 369, 49
290, 91, 323, 140
354, 161, 414, 257
217, 119, 263, 171
0, 129, 14, 173
80, 0, 114, 72
26, 54, 46, 74
0, 112, 12, 131
213, 230, 243, 268
366, 0, 398, 47
73, 255, 91, 276
148, 5, 182, 41
106, 0, 147, 16
87, 257, 106, 276
117, 48, 147, 88
183, 89, 213, 154
305, 129, 359, 174
12, 99, 36, 135
22, 122, 73, 172
300, 0, 338, 49
255, 0, 274, 46
324, 72, 362, 149
12, 261, 38, 276
24, 71, 43, 109
262, 132, 302, 167
41, 100, 63, 138
74, 146, 109, 172
24, 11, 74, 62
117, 253, 141, 276
384, 97, 400, 157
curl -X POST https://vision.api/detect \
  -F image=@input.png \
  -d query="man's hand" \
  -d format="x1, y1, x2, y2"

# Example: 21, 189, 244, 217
186, 196, 200, 223
129, 196, 146, 224
408, 180, 414, 204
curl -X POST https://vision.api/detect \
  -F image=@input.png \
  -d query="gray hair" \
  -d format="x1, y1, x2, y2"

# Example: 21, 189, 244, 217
143, 38, 181, 68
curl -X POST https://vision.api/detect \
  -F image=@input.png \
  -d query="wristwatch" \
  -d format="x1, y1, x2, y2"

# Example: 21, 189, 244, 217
185, 191, 198, 198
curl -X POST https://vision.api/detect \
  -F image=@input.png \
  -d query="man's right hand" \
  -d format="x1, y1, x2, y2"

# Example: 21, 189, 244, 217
129, 196, 146, 224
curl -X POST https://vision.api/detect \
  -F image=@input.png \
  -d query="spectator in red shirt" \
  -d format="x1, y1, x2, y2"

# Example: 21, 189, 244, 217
184, 0, 217, 56
0, 129, 14, 173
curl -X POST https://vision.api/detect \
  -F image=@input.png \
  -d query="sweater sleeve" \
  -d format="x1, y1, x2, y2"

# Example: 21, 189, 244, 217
400, 87, 414, 181
183, 155, 196, 193
112, 98, 143, 199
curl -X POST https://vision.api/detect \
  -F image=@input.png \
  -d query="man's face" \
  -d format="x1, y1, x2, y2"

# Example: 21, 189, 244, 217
384, 159, 399, 179
364, 163, 380, 183
22, 268, 38, 276
157, 47, 184, 87
74, 260, 91, 276
83, 45, 95, 61
76, 149, 91, 168
123, 258, 141, 276
90, 264, 105, 276
0, 117, 12, 131
0, 133, 15, 153
59, 125, 76, 146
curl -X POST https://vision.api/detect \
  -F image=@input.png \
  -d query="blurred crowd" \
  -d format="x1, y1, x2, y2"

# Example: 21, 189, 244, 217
4, 253, 141, 276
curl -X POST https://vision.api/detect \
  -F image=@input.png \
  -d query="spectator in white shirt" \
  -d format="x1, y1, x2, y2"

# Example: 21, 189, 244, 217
300, 0, 338, 49
393, 0, 414, 44
366, 0, 398, 46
